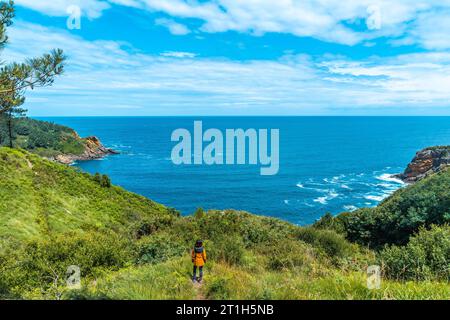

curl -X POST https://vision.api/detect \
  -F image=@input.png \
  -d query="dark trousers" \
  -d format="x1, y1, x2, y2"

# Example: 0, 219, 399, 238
193, 266, 203, 280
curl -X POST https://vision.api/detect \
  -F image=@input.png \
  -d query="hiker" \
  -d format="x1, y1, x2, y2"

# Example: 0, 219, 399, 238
191, 239, 206, 282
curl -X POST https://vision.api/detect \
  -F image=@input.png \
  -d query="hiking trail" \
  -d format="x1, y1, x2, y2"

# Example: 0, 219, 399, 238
193, 281, 206, 300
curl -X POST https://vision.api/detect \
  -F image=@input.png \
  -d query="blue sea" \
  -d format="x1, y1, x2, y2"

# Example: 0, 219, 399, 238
39, 117, 450, 225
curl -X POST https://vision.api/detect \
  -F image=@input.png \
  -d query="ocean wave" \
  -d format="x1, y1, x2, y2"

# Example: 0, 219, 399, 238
364, 194, 387, 202
376, 173, 405, 185
313, 196, 328, 205
303, 202, 315, 207
296, 183, 330, 193
313, 189, 339, 205
376, 182, 394, 188
343, 205, 358, 212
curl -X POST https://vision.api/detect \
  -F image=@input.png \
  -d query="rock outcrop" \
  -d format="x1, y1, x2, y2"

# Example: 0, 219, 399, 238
53, 136, 118, 165
395, 146, 450, 183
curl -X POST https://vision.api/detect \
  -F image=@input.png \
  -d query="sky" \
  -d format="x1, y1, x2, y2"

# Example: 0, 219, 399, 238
3, 0, 450, 116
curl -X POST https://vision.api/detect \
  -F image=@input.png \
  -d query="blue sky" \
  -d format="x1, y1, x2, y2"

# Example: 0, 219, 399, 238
4, 0, 450, 116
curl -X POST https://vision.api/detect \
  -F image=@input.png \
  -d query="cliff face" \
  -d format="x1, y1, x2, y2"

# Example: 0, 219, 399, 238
53, 136, 118, 164
396, 146, 450, 183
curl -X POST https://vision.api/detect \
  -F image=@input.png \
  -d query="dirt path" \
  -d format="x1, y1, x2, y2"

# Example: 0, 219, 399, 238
193, 281, 207, 300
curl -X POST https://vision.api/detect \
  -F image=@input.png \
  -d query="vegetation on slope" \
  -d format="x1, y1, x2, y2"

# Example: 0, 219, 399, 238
0, 117, 87, 157
318, 167, 450, 248
0, 147, 448, 300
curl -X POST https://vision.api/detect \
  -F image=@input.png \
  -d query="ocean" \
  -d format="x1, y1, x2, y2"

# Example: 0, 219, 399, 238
39, 116, 450, 225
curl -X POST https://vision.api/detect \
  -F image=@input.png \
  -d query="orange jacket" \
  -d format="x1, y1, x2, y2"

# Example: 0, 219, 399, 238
191, 247, 207, 267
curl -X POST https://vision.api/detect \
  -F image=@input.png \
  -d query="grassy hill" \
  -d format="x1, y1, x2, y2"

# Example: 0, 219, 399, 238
0, 117, 88, 157
0, 148, 448, 300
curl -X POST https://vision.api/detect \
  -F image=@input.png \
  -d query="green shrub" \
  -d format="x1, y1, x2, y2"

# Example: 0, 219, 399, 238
137, 233, 186, 265
313, 212, 346, 234
131, 215, 176, 238
206, 277, 231, 300
194, 207, 205, 219
93, 173, 101, 184
167, 207, 181, 217
100, 175, 111, 188
0, 232, 134, 298
381, 225, 450, 281
208, 236, 245, 266
263, 239, 313, 271
295, 227, 354, 262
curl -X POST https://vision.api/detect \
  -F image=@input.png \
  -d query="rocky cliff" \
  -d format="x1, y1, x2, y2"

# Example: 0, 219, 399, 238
53, 136, 118, 165
395, 146, 450, 183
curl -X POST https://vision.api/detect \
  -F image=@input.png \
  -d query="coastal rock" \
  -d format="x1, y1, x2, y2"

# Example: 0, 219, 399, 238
395, 146, 450, 183
53, 136, 118, 165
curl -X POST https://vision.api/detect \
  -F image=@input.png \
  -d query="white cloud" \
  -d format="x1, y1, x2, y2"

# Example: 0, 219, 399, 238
15, 0, 110, 19
161, 51, 197, 58
407, 10, 450, 50
155, 18, 190, 35
2, 22, 450, 116
15, 0, 450, 48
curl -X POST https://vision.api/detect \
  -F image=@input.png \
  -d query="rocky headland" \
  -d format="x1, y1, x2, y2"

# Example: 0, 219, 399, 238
394, 146, 450, 183
52, 135, 118, 165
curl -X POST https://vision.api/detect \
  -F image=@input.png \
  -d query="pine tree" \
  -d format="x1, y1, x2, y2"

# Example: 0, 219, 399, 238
5, 106, 26, 147
0, 1, 65, 120
0, 81, 25, 147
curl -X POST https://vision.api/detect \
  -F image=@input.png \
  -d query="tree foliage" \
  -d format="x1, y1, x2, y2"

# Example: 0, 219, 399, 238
331, 169, 450, 248
0, 1, 65, 144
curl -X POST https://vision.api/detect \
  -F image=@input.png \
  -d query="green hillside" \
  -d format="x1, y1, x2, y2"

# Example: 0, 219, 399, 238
0, 117, 87, 157
0, 148, 448, 300
330, 168, 450, 248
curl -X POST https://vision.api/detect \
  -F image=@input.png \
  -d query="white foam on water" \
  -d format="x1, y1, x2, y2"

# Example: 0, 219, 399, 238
376, 182, 393, 188
328, 191, 339, 199
343, 205, 358, 212
313, 189, 339, 205
376, 173, 405, 185
364, 195, 386, 202
313, 196, 328, 205
303, 202, 315, 207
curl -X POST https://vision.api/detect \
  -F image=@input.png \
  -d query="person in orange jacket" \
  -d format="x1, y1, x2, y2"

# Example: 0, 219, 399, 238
191, 239, 206, 282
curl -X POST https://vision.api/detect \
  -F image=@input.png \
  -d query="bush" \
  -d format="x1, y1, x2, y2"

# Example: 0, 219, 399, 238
264, 239, 313, 271
131, 215, 175, 238
0, 232, 134, 299
208, 236, 245, 266
380, 225, 450, 281
93, 173, 101, 184
136, 233, 186, 265
295, 227, 354, 262
100, 175, 111, 188
194, 207, 205, 219
313, 213, 346, 235
206, 277, 231, 300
